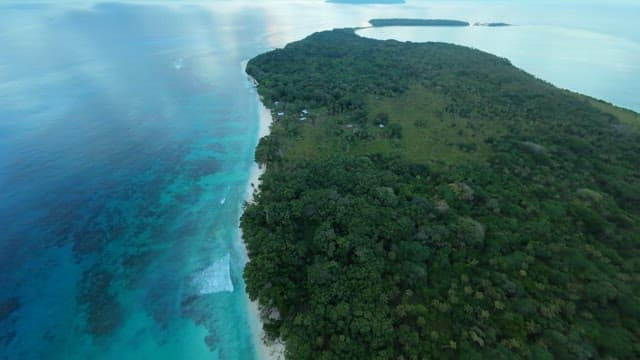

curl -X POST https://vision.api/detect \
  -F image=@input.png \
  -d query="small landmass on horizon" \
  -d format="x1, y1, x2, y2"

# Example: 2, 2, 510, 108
369, 18, 469, 27
327, 0, 405, 4
473, 22, 511, 27
369, 19, 513, 27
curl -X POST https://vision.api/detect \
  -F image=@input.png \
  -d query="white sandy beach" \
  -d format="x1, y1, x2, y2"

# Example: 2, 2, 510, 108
241, 60, 285, 360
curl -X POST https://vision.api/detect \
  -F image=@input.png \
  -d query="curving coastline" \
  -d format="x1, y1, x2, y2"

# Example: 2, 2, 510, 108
241, 60, 285, 360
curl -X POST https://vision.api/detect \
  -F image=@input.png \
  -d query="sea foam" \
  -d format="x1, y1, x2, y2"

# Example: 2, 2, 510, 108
195, 254, 234, 294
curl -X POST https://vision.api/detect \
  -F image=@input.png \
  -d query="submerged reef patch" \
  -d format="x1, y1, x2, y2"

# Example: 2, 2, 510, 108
77, 268, 124, 337
0, 297, 20, 322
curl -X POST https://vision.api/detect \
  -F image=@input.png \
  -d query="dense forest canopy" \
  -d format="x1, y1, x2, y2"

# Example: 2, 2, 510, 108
242, 29, 640, 359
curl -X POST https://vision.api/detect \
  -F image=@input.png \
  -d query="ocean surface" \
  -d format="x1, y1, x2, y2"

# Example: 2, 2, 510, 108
0, 1, 638, 359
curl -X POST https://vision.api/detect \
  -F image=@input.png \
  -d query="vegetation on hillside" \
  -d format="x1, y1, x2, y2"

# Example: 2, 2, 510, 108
242, 29, 640, 359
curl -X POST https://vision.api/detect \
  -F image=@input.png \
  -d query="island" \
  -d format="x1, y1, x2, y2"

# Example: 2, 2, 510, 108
327, 0, 405, 4
242, 29, 640, 359
474, 22, 511, 27
369, 18, 469, 27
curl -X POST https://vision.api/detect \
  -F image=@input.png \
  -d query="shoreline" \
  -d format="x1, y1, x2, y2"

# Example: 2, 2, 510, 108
240, 59, 285, 360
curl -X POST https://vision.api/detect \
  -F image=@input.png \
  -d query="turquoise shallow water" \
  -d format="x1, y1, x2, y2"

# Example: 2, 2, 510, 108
0, 2, 272, 359
0, 1, 638, 359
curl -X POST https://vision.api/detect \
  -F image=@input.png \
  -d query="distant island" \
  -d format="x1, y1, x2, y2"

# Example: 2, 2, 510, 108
243, 29, 640, 359
370, 18, 469, 27
368, 19, 512, 28
474, 22, 511, 27
327, 0, 405, 4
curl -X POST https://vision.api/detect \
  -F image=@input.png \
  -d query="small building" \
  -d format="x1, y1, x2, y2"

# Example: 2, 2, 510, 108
301, 109, 309, 115
300, 117, 307, 121
277, 112, 285, 116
